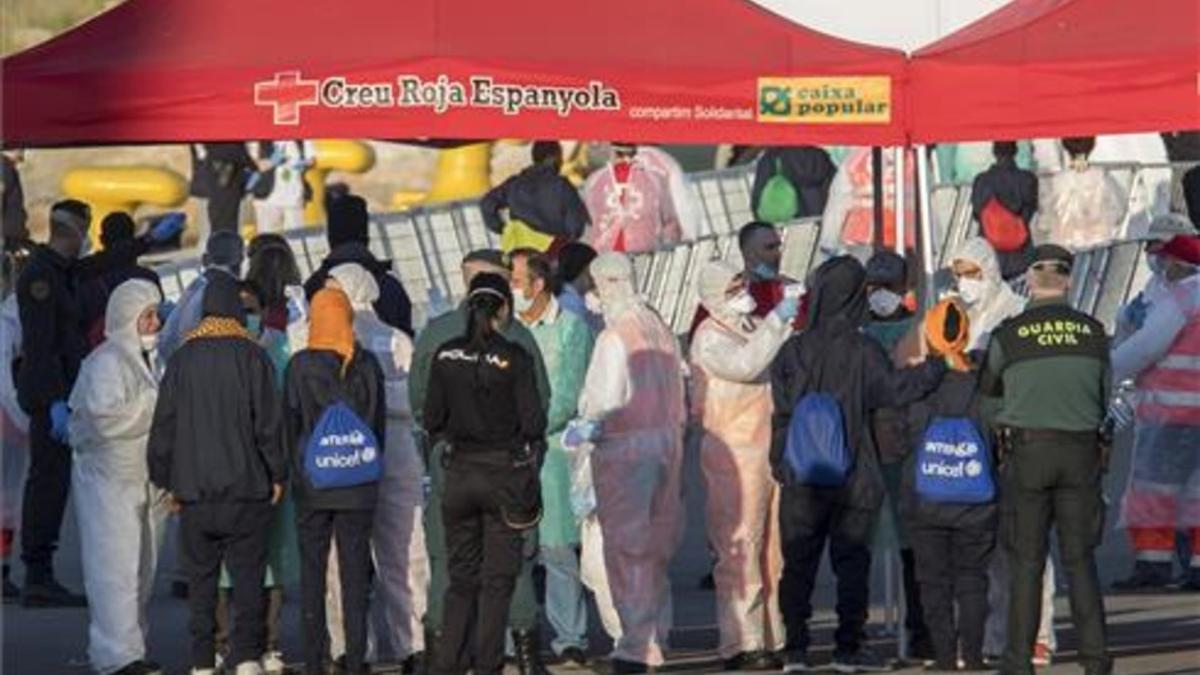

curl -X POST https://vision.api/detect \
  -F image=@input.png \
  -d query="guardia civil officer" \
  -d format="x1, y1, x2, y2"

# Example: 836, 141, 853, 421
980, 244, 1112, 675
423, 273, 547, 675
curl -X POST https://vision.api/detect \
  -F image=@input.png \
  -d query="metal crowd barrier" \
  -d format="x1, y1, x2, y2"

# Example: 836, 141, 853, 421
153, 161, 1188, 335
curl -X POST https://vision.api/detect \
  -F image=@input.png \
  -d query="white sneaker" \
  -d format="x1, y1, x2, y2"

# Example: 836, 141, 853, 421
234, 661, 265, 675
261, 651, 285, 675
191, 670, 217, 675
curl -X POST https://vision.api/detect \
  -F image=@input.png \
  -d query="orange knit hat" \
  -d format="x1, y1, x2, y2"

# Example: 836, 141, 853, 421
308, 288, 355, 372
924, 298, 972, 372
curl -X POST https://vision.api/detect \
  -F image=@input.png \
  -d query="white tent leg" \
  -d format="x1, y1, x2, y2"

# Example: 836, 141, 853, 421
916, 145, 937, 311
894, 146, 907, 257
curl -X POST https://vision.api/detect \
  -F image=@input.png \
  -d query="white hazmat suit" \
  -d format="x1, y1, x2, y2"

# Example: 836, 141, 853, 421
329, 263, 428, 661
577, 253, 686, 667
68, 279, 170, 674
947, 240, 1058, 657
690, 260, 793, 660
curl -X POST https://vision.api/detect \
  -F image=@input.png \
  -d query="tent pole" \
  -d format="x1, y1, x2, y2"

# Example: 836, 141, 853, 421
872, 147, 885, 248
893, 146, 906, 257
916, 145, 936, 311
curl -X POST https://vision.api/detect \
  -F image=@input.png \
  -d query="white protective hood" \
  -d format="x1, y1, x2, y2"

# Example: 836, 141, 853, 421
329, 262, 380, 311
948, 237, 1027, 351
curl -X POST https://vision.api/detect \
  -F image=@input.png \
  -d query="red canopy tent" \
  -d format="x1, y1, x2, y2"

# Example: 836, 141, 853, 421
909, 0, 1200, 144
2, 0, 907, 147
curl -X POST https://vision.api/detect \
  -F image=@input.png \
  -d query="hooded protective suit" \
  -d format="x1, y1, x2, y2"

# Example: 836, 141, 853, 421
578, 253, 686, 667
582, 155, 682, 254
1112, 243, 1200, 568
947, 239, 1057, 657
68, 279, 169, 674
328, 263, 428, 661
947, 238, 1028, 352
690, 260, 793, 659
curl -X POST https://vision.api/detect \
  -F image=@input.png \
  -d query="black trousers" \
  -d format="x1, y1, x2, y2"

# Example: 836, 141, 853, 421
1003, 437, 1111, 675
20, 408, 72, 581
297, 507, 375, 674
207, 185, 245, 234
180, 501, 274, 670
910, 522, 994, 667
435, 458, 525, 675
778, 486, 876, 656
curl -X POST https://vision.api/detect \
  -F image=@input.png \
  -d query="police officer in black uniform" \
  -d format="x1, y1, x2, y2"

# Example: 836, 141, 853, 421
15, 200, 93, 607
423, 272, 547, 675
980, 245, 1113, 675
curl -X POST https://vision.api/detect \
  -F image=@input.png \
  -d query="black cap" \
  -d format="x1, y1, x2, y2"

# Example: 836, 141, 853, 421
202, 272, 247, 323
326, 195, 370, 248
865, 251, 907, 286
1031, 244, 1074, 270
462, 249, 508, 269
467, 271, 513, 307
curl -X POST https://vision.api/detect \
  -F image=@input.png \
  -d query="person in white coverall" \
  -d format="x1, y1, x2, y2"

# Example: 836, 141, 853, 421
946, 238, 1058, 663
689, 260, 796, 672
326, 263, 429, 669
68, 279, 170, 675
575, 252, 686, 673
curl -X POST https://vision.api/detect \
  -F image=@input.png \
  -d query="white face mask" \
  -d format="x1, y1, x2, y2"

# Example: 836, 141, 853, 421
139, 333, 159, 353
1147, 254, 1167, 276
726, 291, 757, 316
868, 289, 903, 317
512, 289, 533, 314
957, 277, 988, 305
584, 291, 603, 314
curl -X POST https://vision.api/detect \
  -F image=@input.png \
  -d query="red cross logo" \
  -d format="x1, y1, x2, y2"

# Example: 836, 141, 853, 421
255, 71, 320, 125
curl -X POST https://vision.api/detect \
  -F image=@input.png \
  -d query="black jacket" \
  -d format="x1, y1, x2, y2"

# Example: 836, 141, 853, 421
899, 368, 998, 529
2, 155, 28, 244
425, 333, 547, 461
305, 242, 413, 336
770, 256, 946, 511
15, 246, 89, 411
480, 163, 589, 239
285, 347, 386, 511
148, 330, 286, 503
751, 146, 837, 219
970, 158, 1038, 226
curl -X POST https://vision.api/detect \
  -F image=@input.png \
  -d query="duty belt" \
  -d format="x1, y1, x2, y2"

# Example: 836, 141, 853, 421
1011, 428, 1097, 443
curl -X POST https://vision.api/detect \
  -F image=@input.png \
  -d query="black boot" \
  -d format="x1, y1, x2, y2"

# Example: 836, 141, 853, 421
1111, 560, 1173, 591
2, 565, 19, 603
401, 651, 426, 674
513, 629, 550, 675
21, 572, 87, 608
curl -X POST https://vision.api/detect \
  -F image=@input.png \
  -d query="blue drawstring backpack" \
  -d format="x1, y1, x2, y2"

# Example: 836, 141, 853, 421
303, 401, 382, 490
915, 416, 995, 504
783, 393, 852, 487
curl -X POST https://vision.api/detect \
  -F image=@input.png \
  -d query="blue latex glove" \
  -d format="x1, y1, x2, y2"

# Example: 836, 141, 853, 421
773, 296, 800, 322
562, 419, 602, 448
49, 401, 70, 445
1123, 294, 1149, 332
286, 292, 307, 326
148, 212, 186, 243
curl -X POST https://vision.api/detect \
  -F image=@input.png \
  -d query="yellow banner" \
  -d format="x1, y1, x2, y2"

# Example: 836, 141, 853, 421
757, 76, 891, 124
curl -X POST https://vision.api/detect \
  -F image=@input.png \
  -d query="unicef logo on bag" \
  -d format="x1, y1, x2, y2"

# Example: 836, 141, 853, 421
915, 417, 995, 504
305, 402, 383, 489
